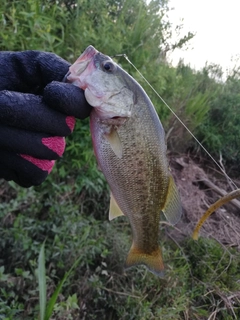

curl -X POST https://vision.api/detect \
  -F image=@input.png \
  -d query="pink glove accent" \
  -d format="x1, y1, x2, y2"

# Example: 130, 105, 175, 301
66, 116, 76, 132
20, 154, 55, 173
42, 136, 65, 156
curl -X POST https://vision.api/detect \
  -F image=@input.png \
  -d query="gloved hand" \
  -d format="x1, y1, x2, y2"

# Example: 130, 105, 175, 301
0, 51, 91, 187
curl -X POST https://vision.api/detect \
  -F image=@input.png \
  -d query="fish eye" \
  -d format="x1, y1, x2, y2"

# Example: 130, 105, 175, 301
102, 61, 115, 72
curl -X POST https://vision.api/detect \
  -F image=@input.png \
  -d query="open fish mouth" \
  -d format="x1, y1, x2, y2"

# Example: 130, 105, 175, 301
66, 46, 98, 86
78, 45, 98, 62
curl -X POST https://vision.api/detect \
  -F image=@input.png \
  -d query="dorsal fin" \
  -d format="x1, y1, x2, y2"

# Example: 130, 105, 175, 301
162, 175, 182, 225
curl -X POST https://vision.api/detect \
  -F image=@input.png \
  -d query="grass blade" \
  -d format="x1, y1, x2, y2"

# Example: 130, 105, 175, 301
44, 273, 67, 320
45, 255, 82, 320
38, 243, 47, 320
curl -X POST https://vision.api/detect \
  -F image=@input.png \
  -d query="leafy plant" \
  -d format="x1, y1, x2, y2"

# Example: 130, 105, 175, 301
37, 243, 82, 320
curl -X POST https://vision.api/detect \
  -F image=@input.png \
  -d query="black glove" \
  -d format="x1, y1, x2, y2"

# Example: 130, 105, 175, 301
0, 50, 91, 187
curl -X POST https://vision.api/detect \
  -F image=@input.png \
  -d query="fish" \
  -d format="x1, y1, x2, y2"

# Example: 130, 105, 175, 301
67, 45, 182, 277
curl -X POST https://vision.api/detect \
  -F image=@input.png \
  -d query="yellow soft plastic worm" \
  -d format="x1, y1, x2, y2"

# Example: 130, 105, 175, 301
192, 189, 240, 240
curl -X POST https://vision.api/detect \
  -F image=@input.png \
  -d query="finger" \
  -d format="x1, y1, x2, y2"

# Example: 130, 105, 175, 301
0, 91, 75, 135
44, 82, 92, 119
0, 125, 65, 159
0, 151, 53, 187
0, 51, 70, 94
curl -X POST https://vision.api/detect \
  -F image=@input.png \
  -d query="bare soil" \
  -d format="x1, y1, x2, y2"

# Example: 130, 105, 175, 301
168, 155, 240, 249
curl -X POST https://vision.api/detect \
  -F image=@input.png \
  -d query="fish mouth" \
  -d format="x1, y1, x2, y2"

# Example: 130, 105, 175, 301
67, 46, 98, 83
77, 45, 98, 64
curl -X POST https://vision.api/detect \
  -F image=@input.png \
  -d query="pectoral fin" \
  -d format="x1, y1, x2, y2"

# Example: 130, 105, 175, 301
104, 128, 123, 158
109, 193, 124, 221
162, 175, 182, 225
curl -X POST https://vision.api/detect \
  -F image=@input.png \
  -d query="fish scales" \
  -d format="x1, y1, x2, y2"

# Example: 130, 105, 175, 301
91, 103, 169, 252
67, 45, 182, 276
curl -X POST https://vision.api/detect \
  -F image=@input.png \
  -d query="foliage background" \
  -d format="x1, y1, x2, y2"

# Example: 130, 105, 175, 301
0, 0, 240, 319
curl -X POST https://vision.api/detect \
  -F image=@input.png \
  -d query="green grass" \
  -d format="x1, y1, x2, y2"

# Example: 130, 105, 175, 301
1, 181, 240, 319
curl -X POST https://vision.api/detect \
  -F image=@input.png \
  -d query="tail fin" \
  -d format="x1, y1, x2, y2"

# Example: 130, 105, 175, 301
125, 244, 165, 277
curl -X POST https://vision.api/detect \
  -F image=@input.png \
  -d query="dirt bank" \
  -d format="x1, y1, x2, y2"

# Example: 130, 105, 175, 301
168, 155, 240, 249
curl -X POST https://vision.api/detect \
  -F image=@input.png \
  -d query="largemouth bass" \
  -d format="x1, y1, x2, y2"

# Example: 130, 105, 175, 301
67, 46, 182, 276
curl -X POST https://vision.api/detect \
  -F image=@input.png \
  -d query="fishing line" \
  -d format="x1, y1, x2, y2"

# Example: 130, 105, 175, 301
116, 54, 238, 189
